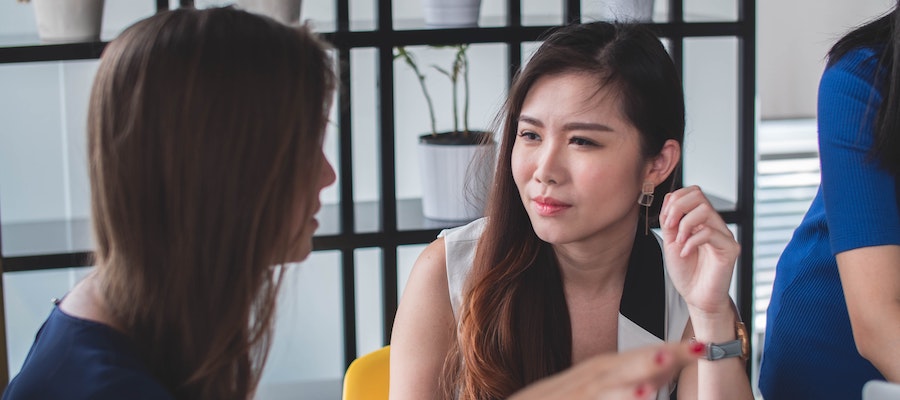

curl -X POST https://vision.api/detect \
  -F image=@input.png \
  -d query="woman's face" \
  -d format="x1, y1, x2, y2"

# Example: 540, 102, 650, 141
290, 147, 336, 262
512, 72, 651, 247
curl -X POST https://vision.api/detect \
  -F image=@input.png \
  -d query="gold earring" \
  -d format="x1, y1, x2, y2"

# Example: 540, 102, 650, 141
638, 182, 655, 235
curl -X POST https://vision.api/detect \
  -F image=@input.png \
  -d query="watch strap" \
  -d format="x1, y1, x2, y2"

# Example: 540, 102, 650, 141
706, 340, 743, 360
696, 320, 750, 361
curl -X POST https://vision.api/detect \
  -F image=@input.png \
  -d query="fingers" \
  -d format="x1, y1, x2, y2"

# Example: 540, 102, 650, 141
509, 342, 704, 400
659, 186, 737, 257
585, 342, 705, 399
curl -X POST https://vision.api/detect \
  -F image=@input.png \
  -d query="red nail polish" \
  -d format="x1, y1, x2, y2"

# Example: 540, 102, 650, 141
691, 342, 706, 355
655, 350, 667, 365
635, 385, 647, 398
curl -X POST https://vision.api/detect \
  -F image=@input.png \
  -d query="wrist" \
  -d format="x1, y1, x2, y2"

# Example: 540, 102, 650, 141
688, 308, 737, 342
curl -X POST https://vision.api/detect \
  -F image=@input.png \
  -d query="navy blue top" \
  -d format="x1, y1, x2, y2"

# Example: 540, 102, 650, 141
759, 46, 900, 399
2, 306, 173, 400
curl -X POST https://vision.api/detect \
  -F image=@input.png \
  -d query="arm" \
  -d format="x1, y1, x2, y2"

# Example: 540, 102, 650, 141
659, 186, 753, 400
815, 53, 900, 381
837, 245, 900, 381
389, 238, 456, 400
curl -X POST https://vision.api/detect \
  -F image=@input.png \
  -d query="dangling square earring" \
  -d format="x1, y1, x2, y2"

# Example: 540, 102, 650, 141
638, 182, 655, 235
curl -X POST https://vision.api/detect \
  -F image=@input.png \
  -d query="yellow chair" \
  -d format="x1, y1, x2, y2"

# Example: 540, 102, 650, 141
342, 345, 390, 400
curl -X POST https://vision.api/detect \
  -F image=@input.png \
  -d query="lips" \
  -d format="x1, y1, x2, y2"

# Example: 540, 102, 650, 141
532, 196, 572, 216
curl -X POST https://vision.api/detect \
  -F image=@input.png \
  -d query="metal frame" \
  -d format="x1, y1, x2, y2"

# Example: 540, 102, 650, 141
0, 0, 756, 380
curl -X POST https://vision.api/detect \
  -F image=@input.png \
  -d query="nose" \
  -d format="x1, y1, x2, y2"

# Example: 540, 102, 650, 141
534, 143, 563, 186
319, 151, 336, 190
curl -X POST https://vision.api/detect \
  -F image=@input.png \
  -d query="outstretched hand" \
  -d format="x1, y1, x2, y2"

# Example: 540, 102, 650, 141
509, 342, 704, 400
658, 186, 740, 317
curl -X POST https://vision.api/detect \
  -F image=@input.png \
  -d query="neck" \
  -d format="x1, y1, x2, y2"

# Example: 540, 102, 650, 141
58, 269, 126, 333
554, 229, 635, 296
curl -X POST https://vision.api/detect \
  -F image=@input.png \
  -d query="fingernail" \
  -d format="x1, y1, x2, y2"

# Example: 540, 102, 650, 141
691, 342, 706, 355
635, 384, 648, 398
654, 350, 668, 365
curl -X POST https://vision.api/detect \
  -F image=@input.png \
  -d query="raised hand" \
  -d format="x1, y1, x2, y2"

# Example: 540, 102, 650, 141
658, 186, 740, 318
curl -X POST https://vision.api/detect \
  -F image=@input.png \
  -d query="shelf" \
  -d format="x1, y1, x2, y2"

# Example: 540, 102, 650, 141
1, 195, 737, 273
0, 199, 471, 272
0, 20, 749, 64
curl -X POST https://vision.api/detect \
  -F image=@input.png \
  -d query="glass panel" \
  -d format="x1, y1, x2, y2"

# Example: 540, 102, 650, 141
582, 0, 668, 23
522, 41, 541, 67
350, 48, 382, 233
393, 43, 507, 229
393, 0, 506, 30
301, 0, 336, 32
4, 266, 93, 376
684, 0, 738, 22
322, 51, 341, 205
397, 244, 428, 302
350, 0, 376, 31
522, 0, 562, 26
682, 37, 739, 211
354, 247, 385, 357
0, 61, 95, 239
260, 251, 343, 397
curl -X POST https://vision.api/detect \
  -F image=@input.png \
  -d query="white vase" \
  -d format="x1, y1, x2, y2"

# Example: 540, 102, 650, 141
418, 139, 494, 222
604, 0, 655, 22
32, 0, 104, 43
235, 0, 302, 25
421, 0, 482, 28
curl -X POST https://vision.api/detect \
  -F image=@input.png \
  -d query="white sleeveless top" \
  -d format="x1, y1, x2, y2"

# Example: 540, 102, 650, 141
439, 218, 689, 400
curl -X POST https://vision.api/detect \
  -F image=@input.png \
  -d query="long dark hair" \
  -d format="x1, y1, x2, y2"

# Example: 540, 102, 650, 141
828, 1, 900, 176
443, 21, 685, 399
88, 8, 334, 399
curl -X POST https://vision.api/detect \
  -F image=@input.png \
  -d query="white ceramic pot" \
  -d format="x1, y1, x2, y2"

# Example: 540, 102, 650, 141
418, 138, 494, 222
32, 0, 104, 43
604, 0, 655, 22
421, 0, 482, 28
235, 0, 302, 25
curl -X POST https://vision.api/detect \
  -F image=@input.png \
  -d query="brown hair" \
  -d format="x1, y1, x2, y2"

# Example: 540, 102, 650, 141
87, 7, 334, 399
442, 22, 685, 399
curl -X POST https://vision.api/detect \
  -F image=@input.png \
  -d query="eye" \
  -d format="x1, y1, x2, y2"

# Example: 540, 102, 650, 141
569, 136, 598, 147
517, 131, 540, 141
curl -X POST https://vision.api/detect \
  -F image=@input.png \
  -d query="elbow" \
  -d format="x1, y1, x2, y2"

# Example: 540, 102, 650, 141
847, 311, 887, 362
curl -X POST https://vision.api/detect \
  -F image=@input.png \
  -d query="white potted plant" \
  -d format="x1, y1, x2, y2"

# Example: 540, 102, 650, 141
18, 0, 105, 43
603, 0, 654, 22
395, 45, 496, 222
234, 0, 302, 25
421, 0, 481, 28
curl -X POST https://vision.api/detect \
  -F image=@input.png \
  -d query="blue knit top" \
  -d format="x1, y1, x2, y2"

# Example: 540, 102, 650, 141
759, 46, 900, 399
2, 306, 172, 400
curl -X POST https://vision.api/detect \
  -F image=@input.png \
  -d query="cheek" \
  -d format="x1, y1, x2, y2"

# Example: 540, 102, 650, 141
510, 150, 530, 190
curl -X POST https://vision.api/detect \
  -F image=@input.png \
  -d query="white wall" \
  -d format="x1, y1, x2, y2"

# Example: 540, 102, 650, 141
758, 0, 894, 119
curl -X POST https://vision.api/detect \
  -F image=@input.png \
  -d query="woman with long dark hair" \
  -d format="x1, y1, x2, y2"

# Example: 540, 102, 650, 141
2, 8, 336, 399
391, 21, 753, 400
760, 2, 900, 399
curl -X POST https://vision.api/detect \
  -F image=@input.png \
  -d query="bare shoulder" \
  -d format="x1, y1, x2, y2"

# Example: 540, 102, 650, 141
399, 237, 449, 303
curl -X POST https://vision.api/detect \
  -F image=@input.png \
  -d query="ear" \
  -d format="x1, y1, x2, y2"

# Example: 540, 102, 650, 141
643, 139, 681, 184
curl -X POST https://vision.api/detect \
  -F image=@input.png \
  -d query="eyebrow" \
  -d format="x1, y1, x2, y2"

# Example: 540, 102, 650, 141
518, 115, 615, 133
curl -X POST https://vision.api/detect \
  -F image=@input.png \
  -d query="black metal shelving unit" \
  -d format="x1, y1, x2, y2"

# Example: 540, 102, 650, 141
0, 0, 756, 389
